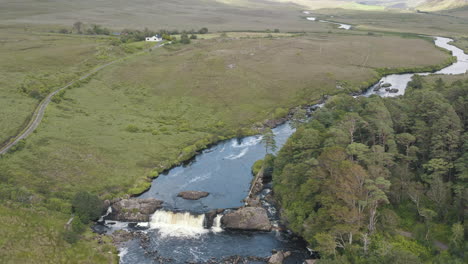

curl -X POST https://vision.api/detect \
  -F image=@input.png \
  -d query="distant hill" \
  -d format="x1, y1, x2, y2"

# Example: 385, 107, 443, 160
416, 0, 468, 11
252, 0, 467, 11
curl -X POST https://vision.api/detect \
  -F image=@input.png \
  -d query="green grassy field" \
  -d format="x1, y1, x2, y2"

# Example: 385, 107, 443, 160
313, 8, 468, 37
0, 3, 464, 261
0, 27, 131, 145
0, 204, 118, 264
0, 33, 449, 198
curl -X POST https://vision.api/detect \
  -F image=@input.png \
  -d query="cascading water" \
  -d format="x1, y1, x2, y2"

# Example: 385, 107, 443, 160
149, 210, 208, 238
211, 215, 223, 233
106, 35, 468, 264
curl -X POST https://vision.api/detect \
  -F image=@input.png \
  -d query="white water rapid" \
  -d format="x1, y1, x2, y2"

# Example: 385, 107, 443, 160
149, 210, 208, 238
211, 215, 223, 233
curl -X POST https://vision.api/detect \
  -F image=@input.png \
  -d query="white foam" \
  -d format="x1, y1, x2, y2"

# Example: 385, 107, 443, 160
118, 247, 128, 261
211, 215, 223, 233
149, 211, 208, 238
224, 148, 249, 160
231, 136, 262, 148
188, 173, 211, 184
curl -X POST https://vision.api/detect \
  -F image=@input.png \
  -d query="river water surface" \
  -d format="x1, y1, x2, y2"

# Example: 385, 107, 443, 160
107, 36, 467, 264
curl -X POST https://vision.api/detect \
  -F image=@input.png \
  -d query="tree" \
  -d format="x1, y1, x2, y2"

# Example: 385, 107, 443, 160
314, 232, 336, 258
261, 128, 277, 154
72, 191, 103, 223
73, 21, 83, 34
198, 27, 208, 34
180, 33, 191, 44
450, 222, 464, 250
190, 34, 197, 39
291, 108, 307, 129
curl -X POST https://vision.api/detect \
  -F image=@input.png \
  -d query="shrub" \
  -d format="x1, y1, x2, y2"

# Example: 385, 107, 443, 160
252, 159, 263, 175
198, 27, 209, 34
190, 34, 197, 40
62, 230, 79, 244
125, 124, 139, 133
71, 191, 103, 223
180, 33, 191, 44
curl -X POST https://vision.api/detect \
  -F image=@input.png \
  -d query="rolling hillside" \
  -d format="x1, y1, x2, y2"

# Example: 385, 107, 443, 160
417, 0, 468, 11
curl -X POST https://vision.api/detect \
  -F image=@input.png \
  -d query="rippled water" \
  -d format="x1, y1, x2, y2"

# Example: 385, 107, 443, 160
113, 36, 468, 264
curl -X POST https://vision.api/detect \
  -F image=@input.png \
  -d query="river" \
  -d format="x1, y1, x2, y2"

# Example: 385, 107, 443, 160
101, 36, 467, 264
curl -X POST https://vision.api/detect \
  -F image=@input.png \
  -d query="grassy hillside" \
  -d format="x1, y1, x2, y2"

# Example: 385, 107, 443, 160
417, 0, 468, 11
0, 0, 326, 32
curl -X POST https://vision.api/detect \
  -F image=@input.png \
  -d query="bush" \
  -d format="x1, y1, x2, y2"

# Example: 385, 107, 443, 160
190, 34, 197, 40
58, 28, 69, 34
62, 230, 79, 244
252, 159, 263, 175
198, 27, 209, 34
9, 140, 26, 153
71, 191, 103, 223
125, 124, 139, 133
180, 33, 191, 44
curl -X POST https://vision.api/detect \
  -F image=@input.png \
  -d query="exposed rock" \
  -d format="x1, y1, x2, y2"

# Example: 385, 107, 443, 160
108, 198, 163, 222
305, 259, 317, 264
389, 88, 399, 93
204, 209, 224, 228
382, 82, 392, 88
268, 251, 291, 264
264, 117, 288, 128
111, 229, 135, 244
244, 196, 261, 207
222, 207, 272, 231
177, 191, 209, 200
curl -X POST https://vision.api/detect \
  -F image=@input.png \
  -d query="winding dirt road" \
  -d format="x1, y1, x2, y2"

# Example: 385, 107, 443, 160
0, 42, 165, 155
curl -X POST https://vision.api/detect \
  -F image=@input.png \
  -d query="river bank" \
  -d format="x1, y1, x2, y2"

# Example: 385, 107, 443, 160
97, 35, 468, 264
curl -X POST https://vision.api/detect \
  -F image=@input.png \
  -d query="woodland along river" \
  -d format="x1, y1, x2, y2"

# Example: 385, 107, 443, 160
98, 36, 468, 264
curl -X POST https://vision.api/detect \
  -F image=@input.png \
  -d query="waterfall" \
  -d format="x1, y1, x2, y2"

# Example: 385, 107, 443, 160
98, 206, 112, 222
211, 214, 223, 233
149, 210, 208, 237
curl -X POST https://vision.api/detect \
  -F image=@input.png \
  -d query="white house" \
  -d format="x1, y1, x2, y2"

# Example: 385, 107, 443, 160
146, 35, 163, 42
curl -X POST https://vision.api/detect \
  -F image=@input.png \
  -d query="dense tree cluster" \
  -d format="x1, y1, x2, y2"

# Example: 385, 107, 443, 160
272, 77, 467, 263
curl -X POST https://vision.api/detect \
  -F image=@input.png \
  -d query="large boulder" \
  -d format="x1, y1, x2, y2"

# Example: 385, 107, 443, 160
177, 191, 209, 200
222, 207, 272, 231
108, 198, 163, 222
268, 251, 291, 264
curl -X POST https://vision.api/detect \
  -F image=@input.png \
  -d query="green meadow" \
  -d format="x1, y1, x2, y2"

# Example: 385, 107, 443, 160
0, 27, 131, 145
0, 2, 465, 260
0, 34, 450, 200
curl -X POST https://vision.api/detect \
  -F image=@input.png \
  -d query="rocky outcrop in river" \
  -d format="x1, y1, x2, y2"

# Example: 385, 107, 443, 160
108, 198, 163, 222
177, 191, 210, 200
222, 207, 272, 231
268, 250, 291, 264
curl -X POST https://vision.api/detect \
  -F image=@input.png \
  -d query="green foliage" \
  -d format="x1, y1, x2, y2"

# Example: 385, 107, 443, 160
71, 191, 103, 223
198, 27, 209, 34
125, 124, 140, 133
62, 230, 80, 244
273, 77, 468, 262
261, 128, 277, 153
252, 159, 263, 175
180, 33, 191, 44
